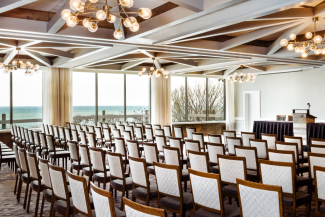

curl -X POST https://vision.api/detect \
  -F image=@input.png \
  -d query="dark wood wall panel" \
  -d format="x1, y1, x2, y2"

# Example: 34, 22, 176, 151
172, 123, 226, 137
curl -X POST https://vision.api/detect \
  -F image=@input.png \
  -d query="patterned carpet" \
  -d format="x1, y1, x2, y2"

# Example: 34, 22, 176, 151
0, 160, 316, 217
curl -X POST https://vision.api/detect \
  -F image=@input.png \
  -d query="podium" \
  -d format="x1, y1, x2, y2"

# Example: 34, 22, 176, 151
293, 109, 317, 144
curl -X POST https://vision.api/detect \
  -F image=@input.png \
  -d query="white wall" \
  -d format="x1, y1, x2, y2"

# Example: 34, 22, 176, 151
234, 67, 325, 131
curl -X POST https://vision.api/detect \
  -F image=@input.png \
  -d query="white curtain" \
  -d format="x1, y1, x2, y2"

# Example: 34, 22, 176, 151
151, 76, 172, 125
42, 67, 73, 126
226, 79, 235, 130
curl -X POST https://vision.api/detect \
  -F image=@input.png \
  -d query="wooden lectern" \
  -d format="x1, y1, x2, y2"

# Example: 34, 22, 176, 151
293, 109, 317, 145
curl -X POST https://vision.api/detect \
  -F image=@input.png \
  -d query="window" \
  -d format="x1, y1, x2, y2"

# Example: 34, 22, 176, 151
73, 72, 96, 125
126, 75, 150, 123
0, 72, 10, 129
171, 76, 225, 122
98, 73, 124, 123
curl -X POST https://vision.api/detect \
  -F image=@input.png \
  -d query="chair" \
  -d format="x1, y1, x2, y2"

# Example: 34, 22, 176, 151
116, 121, 122, 125
48, 163, 73, 216
68, 141, 83, 175
103, 123, 109, 128
38, 157, 54, 217
107, 152, 132, 209
17, 147, 31, 209
153, 162, 193, 216
174, 126, 184, 141
250, 139, 268, 159
235, 146, 259, 182
95, 126, 104, 147
313, 166, 325, 217
58, 126, 67, 149
103, 127, 115, 150
184, 139, 200, 156
227, 137, 242, 155
206, 142, 225, 174
241, 132, 256, 147
284, 136, 305, 163
71, 129, 79, 143
236, 178, 284, 217
26, 152, 44, 216
218, 155, 247, 204
169, 137, 187, 167
192, 132, 205, 151
261, 133, 277, 149
127, 140, 141, 158
33, 131, 42, 155
46, 134, 70, 170
13, 143, 21, 195
145, 127, 154, 142
163, 125, 172, 138
87, 132, 97, 148
80, 130, 88, 145
155, 129, 165, 136
79, 144, 93, 190
52, 126, 60, 146
143, 143, 159, 175
155, 135, 166, 161
113, 129, 121, 138
70, 123, 76, 130
76, 124, 82, 133
145, 123, 152, 128
310, 144, 325, 154
223, 130, 236, 145
259, 159, 311, 216
208, 134, 222, 144
135, 126, 145, 143
125, 125, 135, 140
109, 124, 117, 132
128, 156, 158, 205
276, 115, 286, 121
90, 147, 111, 190
64, 127, 72, 143
310, 138, 325, 146
153, 124, 161, 130
189, 169, 241, 217
123, 130, 132, 142
82, 125, 88, 132
27, 130, 35, 152
115, 138, 128, 165
117, 125, 125, 136
90, 182, 125, 217
186, 127, 196, 140
124, 197, 166, 217
308, 152, 325, 181
89, 126, 95, 133
188, 150, 210, 173
288, 115, 293, 121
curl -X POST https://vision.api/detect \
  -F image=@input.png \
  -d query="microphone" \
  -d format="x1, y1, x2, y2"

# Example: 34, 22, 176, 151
307, 103, 310, 109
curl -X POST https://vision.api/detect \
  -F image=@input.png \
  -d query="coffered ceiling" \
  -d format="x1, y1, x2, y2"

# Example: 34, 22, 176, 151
0, 0, 325, 77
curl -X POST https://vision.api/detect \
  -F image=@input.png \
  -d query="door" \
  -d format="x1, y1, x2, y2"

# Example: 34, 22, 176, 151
244, 91, 260, 132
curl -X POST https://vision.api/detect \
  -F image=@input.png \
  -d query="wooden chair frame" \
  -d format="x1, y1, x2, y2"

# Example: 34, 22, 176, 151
313, 166, 325, 217
235, 145, 259, 182
124, 197, 166, 217
188, 150, 210, 173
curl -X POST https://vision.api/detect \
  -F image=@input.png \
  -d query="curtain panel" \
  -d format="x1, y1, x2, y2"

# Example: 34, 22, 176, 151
42, 67, 72, 126
226, 80, 235, 130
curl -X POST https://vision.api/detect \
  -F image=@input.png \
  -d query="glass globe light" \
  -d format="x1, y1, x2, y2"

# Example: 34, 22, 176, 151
310, 45, 316, 51
12, 60, 17, 65
125, 0, 134, 8
138, 72, 142, 77
89, 0, 98, 2
96, 10, 106, 21
303, 42, 309, 48
26, 61, 31, 66
66, 16, 78, 27
70, 0, 81, 11
113, 30, 123, 39
29, 71, 33, 76
19, 60, 23, 64
295, 46, 301, 53
83, 18, 90, 28
119, 0, 133, 7
280, 39, 288, 46
34, 69, 39, 74
130, 22, 139, 32
7, 67, 12, 72
61, 9, 72, 20
20, 63, 26, 69
77, 2, 85, 12
35, 64, 40, 69
287, 44, 295, 51
321, 48, 325, 55
107, 14, 116, 23
139, 8, 152, 19
142, 67, 146, 72
314, 35, 322, 44
88, 22, 98, 32
150, 67, 155, 71
3, 70, 8, 74
314, 48, 321, 55
301, 52, 308, 58
148, 73, 152, 77
289, 33, 296, 40
129, 17, 137, 24
305, 32, 312, 39
24, 71, 28, 76
123, 18, 131, 27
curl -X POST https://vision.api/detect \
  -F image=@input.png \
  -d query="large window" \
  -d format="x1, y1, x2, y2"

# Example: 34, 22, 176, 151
171, 76, 225, 122
0, 69, 43, 129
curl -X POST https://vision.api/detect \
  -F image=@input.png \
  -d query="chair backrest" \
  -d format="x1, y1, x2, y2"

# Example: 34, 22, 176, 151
174, 126, 183, 139
46, 134, 55, 152
107, 152, 125, 179
109, 124, 116, 132
13, 143, 20, 168
39, 132, 47, 148
17, 126, 22, 138
28, 130, 34, 145
82, 125, 88, 132
143, 143, 159, 164
154, 162, 182, 199
95, 127, 102, 140
163, 125, 172, 137
71, 129, 79, 142
153, 124, 161, 130
235, 146, 258, 171
185, 139, 200, 155
127, 140, 141, 158
206, 143, 225, 164
259, 159, 295, 195
145, 127, 154, 141
275, 142, 299, 163
13, 125, 17, 137
223, 130, 236, 144
192, 132, 204, 149
79, 144, 91, 166
59, 127, 65, 140
135, 127, 143, 139
241, 132, 256, 147
68, 141, 80, 162
208, 134, 222, 144
48, 163, 70, 201
88, 126, 95, 133
155, 129, 165, 136
103, 128, 112, 141
310, 138, 325, 146
33, 131, 40, 147
188, 150, 210, 173
287, 115, 293, 121
261, 134, 277, 149
113, 129, 121, 138
237, 178, 284, 217
79, 130, 87, 145
144, 124, 152, 128
227, 137, 242, 155
169, 137, 183, 156
76, 124, 82, 132
70, 123, 76, 130
163, 146, 181, 167
117, 125, 125, 135
250, 139, 268, 159
18, 147, 29, 173
53, 126, 59, 138
267, 149, 295, 163
125, 125, 134, 139
90, 182, 118, 217
128, 156, 149, 188
124, 197, 166, 217
87, 132, 96, 148
308, 152, 325, 179
102, 123, 109, 128
283, 136, 303, 156
20, 127, 25, 141
310, 144, 325, 154
116, 121, 121, 125
189, 169, 224, 215
38, 157, 52, 189
156, 135, 166, 152
44, 124, 49, 135
64, 128, 71, 141
217, 155, 247, 185
115, 138, 127, 156
186, 127, 196, 140
276, 115, 286, 121
27, 152, 40, 180
24, 129, 29, 143
314, 166, 325, 205
89, 147, 106, 173
123, 130, 132, 141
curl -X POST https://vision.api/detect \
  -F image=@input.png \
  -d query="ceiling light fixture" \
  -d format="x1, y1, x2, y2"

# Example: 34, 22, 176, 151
138, 58, 169, 79
0, 48, 40, 75
228, 65, 256, 83
61, 0, 152, 39
280, 17, 324, 58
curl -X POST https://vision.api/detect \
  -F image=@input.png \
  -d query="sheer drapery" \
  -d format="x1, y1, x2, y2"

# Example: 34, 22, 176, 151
42, 67, 72, 126
151, 76, 172, 125
226, 79, 235, 130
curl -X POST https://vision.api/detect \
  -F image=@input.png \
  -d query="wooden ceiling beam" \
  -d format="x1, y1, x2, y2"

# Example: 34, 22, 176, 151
162, 58, 197, 67
255, 8, 314, 20
121, 59, 148, 71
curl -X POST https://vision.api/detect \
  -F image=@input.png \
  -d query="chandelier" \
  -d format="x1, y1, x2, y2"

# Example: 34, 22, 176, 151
0, 48, 40, 75
61, 0, 152, 40
138, 58, 169, 79
280, 17, 324, 58
228, 65, 256, 83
